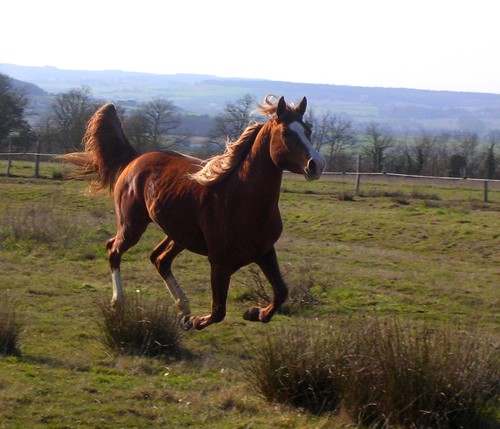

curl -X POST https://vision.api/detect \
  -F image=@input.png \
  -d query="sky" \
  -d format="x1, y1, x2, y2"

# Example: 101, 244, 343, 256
2, 0, 500, 94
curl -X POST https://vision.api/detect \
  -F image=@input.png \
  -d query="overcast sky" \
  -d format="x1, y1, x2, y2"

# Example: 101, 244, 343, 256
2, 0, 499, 94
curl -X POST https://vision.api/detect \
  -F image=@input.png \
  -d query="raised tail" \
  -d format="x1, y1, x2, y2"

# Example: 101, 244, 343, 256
60, 103, 138, 193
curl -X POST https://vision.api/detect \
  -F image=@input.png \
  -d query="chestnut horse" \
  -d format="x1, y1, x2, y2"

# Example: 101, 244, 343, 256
62, 95, 324, 330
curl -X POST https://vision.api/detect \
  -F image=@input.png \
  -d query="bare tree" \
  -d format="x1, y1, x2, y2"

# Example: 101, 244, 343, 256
483, 142, 497, 179
122, 110, 151, 152
50, 86, 95, 152
142, 98, 180, 150
451, 131, 480, 177
312, 112, 355, 171
210, 94, 256, 149
430, 132, 452, 177
363, 122, 394, 173
482, 131, 499, 179
391, 130, 441, 175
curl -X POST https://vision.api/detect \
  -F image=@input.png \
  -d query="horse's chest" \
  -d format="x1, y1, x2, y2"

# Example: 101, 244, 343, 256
213, 212, 282, 261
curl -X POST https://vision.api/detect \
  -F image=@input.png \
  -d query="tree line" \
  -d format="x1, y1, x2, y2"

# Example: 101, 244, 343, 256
0, 73, 498, 179
308, 111, 499, 179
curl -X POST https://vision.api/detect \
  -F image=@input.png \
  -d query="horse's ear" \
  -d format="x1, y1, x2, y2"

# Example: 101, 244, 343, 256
277, 96, 287, 120
297, 97, 307, 116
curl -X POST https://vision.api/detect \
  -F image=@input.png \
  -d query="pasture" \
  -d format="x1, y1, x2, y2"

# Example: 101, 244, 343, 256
0, 162, 499, 428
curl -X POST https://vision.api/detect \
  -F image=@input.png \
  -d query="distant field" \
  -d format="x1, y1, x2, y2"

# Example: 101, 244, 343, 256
0, 166, 498, 427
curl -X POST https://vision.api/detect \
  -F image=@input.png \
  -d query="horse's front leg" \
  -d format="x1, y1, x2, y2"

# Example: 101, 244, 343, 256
243, 247, 288, 323
181, 264, 231, 330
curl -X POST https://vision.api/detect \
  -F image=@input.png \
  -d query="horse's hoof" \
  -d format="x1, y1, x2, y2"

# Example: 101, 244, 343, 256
243, 307, 261, 322
180, 315, 195, 331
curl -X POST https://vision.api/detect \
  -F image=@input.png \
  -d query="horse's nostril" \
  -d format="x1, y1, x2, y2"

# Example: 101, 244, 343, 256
307, 159, 316, 172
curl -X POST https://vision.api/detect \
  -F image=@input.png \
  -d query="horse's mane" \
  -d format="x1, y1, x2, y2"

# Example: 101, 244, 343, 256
190, 122, 263, 186
190, 95, 287, 186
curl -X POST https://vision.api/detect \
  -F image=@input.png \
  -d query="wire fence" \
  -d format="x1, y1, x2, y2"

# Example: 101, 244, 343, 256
0, 152, 62, 178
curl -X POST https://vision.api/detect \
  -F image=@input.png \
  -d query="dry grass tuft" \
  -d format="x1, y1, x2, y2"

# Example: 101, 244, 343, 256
0, 296, 22, 356
97, 293, 182, 358
244, 318, 500, 427
1, 203, 83, 248
244, 324, 341, 414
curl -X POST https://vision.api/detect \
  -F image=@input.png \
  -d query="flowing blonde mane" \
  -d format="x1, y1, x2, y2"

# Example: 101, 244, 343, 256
190, 123, 262, 185
190, 95, 293, 186
256, 94, 282, 117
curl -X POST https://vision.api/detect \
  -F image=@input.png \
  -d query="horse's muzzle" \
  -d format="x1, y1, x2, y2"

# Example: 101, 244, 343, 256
304, 156, 325, 181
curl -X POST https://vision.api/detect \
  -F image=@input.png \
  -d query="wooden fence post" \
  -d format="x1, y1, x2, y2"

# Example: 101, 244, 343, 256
34, 140, 41, 178
355, 155, 361, 195
483, 180, 489, 203
6, 138, 13, 177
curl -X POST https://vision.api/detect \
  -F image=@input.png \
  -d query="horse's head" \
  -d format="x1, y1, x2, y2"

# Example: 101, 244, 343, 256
269, 96, 325, 180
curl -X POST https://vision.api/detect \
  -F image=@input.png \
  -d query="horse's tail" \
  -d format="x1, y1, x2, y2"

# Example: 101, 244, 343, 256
60, 103, 138, 194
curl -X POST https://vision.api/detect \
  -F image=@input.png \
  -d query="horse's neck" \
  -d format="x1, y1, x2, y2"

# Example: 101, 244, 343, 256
238, 127, 283, 203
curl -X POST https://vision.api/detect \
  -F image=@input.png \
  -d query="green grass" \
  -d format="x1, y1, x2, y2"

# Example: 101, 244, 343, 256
0, 171, 498, 428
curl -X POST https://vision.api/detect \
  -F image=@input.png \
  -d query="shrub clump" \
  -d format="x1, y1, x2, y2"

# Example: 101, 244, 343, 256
244, 324, 340, 414
244, 318, 499, 428
97, 293, 182, 358
339, 318, 499, 428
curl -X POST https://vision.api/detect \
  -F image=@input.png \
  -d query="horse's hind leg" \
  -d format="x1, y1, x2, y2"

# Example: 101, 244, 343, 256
243, 247, 288, 323
107, 219, 149, 308
150, 237, 191, 316
106, 237, 124, 307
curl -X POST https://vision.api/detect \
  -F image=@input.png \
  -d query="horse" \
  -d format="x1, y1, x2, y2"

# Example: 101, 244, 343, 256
62, 95, 325, 330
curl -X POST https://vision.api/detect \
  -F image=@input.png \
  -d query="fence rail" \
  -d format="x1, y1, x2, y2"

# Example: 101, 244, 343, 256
322, 170, 500, 183
0, 152, 62, 157
318, 171, 499, 202
2, 152, 499, 202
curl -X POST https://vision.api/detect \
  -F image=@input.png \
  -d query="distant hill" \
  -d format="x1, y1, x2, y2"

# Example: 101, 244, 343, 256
9, 76, 47, 96
2, 63, 500, 132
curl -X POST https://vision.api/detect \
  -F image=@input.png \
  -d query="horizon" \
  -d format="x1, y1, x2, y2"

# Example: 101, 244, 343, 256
4, 62, 500, 97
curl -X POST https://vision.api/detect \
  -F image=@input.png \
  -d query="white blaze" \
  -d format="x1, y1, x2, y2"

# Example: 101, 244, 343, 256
289, 121, 325, 175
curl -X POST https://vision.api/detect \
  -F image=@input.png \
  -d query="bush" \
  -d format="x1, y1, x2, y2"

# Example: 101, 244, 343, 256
0, 297, 22, 356
97, 293, 182, 358
244, 318, 500, 427
244, 324, 341, 414
340, 318, 499, 428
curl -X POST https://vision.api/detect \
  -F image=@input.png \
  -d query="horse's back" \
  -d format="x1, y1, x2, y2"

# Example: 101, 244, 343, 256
131, 150, 203, 176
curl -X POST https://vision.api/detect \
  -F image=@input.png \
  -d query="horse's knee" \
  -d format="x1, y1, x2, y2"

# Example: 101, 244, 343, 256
106, 238, 121, 268
108, 250, 121, 269
106, 237, 115, 251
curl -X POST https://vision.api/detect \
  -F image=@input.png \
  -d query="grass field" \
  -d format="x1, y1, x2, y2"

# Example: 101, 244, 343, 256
0, 162, 499, 428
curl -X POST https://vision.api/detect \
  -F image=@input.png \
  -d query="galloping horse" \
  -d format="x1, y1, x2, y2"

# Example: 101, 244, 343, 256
62, 95, 325, 330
